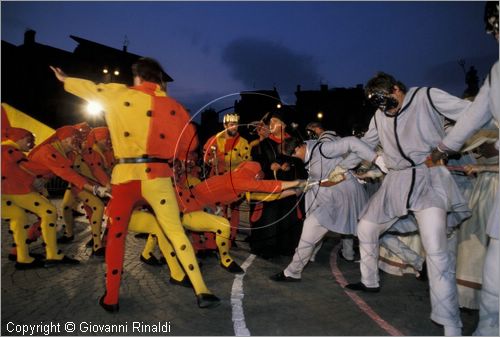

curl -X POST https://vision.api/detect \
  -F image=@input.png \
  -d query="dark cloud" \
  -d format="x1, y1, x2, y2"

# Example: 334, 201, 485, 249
172, 90, 239, 122
222, 37, 321, 97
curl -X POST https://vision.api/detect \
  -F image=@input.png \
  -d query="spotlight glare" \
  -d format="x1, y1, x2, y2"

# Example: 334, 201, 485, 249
86, 101, 103, 116
317, 112, 324, 119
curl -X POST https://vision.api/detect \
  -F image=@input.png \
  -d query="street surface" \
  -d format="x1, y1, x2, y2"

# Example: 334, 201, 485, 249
2, 209, 478, 336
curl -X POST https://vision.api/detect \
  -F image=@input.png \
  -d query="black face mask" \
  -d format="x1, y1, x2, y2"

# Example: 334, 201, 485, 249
368, 91, 399, 113
306, 129, 318, 140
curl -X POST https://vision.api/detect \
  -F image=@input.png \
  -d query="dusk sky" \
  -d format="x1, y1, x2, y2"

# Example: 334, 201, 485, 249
2, 1, 499, 120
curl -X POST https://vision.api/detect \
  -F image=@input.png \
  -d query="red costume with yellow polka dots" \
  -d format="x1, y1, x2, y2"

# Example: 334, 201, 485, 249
140, 161, 288, 276
201, 125, 252, 250
2, 128, 66, 266
61, 72, 218, 309
59, 147, 107, 254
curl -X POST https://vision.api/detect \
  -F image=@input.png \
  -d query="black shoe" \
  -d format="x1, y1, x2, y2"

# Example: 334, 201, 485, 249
44, 256, 80, 267
196, 293, 221, 309
269, 271, 301, 282
345, 282, 380, 293
169, 276, 193, 288
30, 253, 45, 260
416, 262, 428, 282
140, 254, 162, 266
99, 295, 119, 313
221, 261, 244, 274
57, 235, 74, 244
15, 259, 45, 270
9, 252, 44, 262
86, 238, 94, 248
92, 247, 106, 257
337, 249, 354, 263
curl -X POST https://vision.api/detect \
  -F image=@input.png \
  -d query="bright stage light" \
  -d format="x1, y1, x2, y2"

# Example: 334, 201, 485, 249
86, 101, 103, 116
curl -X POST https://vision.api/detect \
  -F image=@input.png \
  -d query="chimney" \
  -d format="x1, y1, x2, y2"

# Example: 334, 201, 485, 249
123, 45, 128, 52
320, 84, 328, 92
24, 29, 36, 45
296, 85, 301, 92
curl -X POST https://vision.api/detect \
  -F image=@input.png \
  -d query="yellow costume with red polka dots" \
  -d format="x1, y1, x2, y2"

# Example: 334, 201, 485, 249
62, 77, 212, 307
203, 132, 252, 176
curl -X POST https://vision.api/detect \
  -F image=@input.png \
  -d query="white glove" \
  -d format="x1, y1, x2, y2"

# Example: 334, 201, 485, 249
93, 185, 110, 198
214, 206, 224, 216
295, 179, 307, 190
374, 155, 388, 174
328, 166, 347, 183
363, 169, 384, 179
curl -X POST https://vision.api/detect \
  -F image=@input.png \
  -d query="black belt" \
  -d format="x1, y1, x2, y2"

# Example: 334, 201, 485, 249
117, 157, 172, 164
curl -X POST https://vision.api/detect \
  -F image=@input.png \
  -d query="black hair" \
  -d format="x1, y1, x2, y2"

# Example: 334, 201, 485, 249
305, 121, 324, 130
365, 72, 407, 96
131, 57, 167, 87
282, 137, 305, 156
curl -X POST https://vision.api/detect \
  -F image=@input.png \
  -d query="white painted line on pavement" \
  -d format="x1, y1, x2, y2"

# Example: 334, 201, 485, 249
231, 254, 256, 336
330, 243, 404, 336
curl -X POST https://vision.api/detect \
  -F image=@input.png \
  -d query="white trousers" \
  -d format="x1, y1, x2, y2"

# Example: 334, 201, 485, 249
357, 207, 462, 328
379, 233, 425, 271
284, 214, 355, 279
473, 238, 499, 336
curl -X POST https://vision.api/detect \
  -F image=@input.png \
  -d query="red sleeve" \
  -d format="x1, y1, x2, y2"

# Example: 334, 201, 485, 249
21, 160, 53, 178
234, 178, 282, 193
30, 144, 89, 190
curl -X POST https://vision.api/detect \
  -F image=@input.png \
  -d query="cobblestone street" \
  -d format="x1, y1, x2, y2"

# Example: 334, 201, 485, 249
2, 210, 479, 336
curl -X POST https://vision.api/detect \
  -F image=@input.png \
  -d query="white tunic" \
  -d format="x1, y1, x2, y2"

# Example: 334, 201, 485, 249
456, 156, 498, 309
442, 61, 500, 239
340, 86, 472, 228
303, 137, 375, 234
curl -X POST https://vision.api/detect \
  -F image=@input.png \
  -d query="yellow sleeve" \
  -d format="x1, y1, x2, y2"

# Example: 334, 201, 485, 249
64, 77, 127, 106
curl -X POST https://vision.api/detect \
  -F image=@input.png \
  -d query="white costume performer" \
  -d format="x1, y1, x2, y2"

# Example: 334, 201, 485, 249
340, 82, 472, 335
306, 126, 354, 261
456, 153, 498, 309
317, 130, 340, 142
439, 60, 500, 336
272, 137, 375, 281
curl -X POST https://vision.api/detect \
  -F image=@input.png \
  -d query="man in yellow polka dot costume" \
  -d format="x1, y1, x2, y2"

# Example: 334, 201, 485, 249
50, 57, 220, 311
